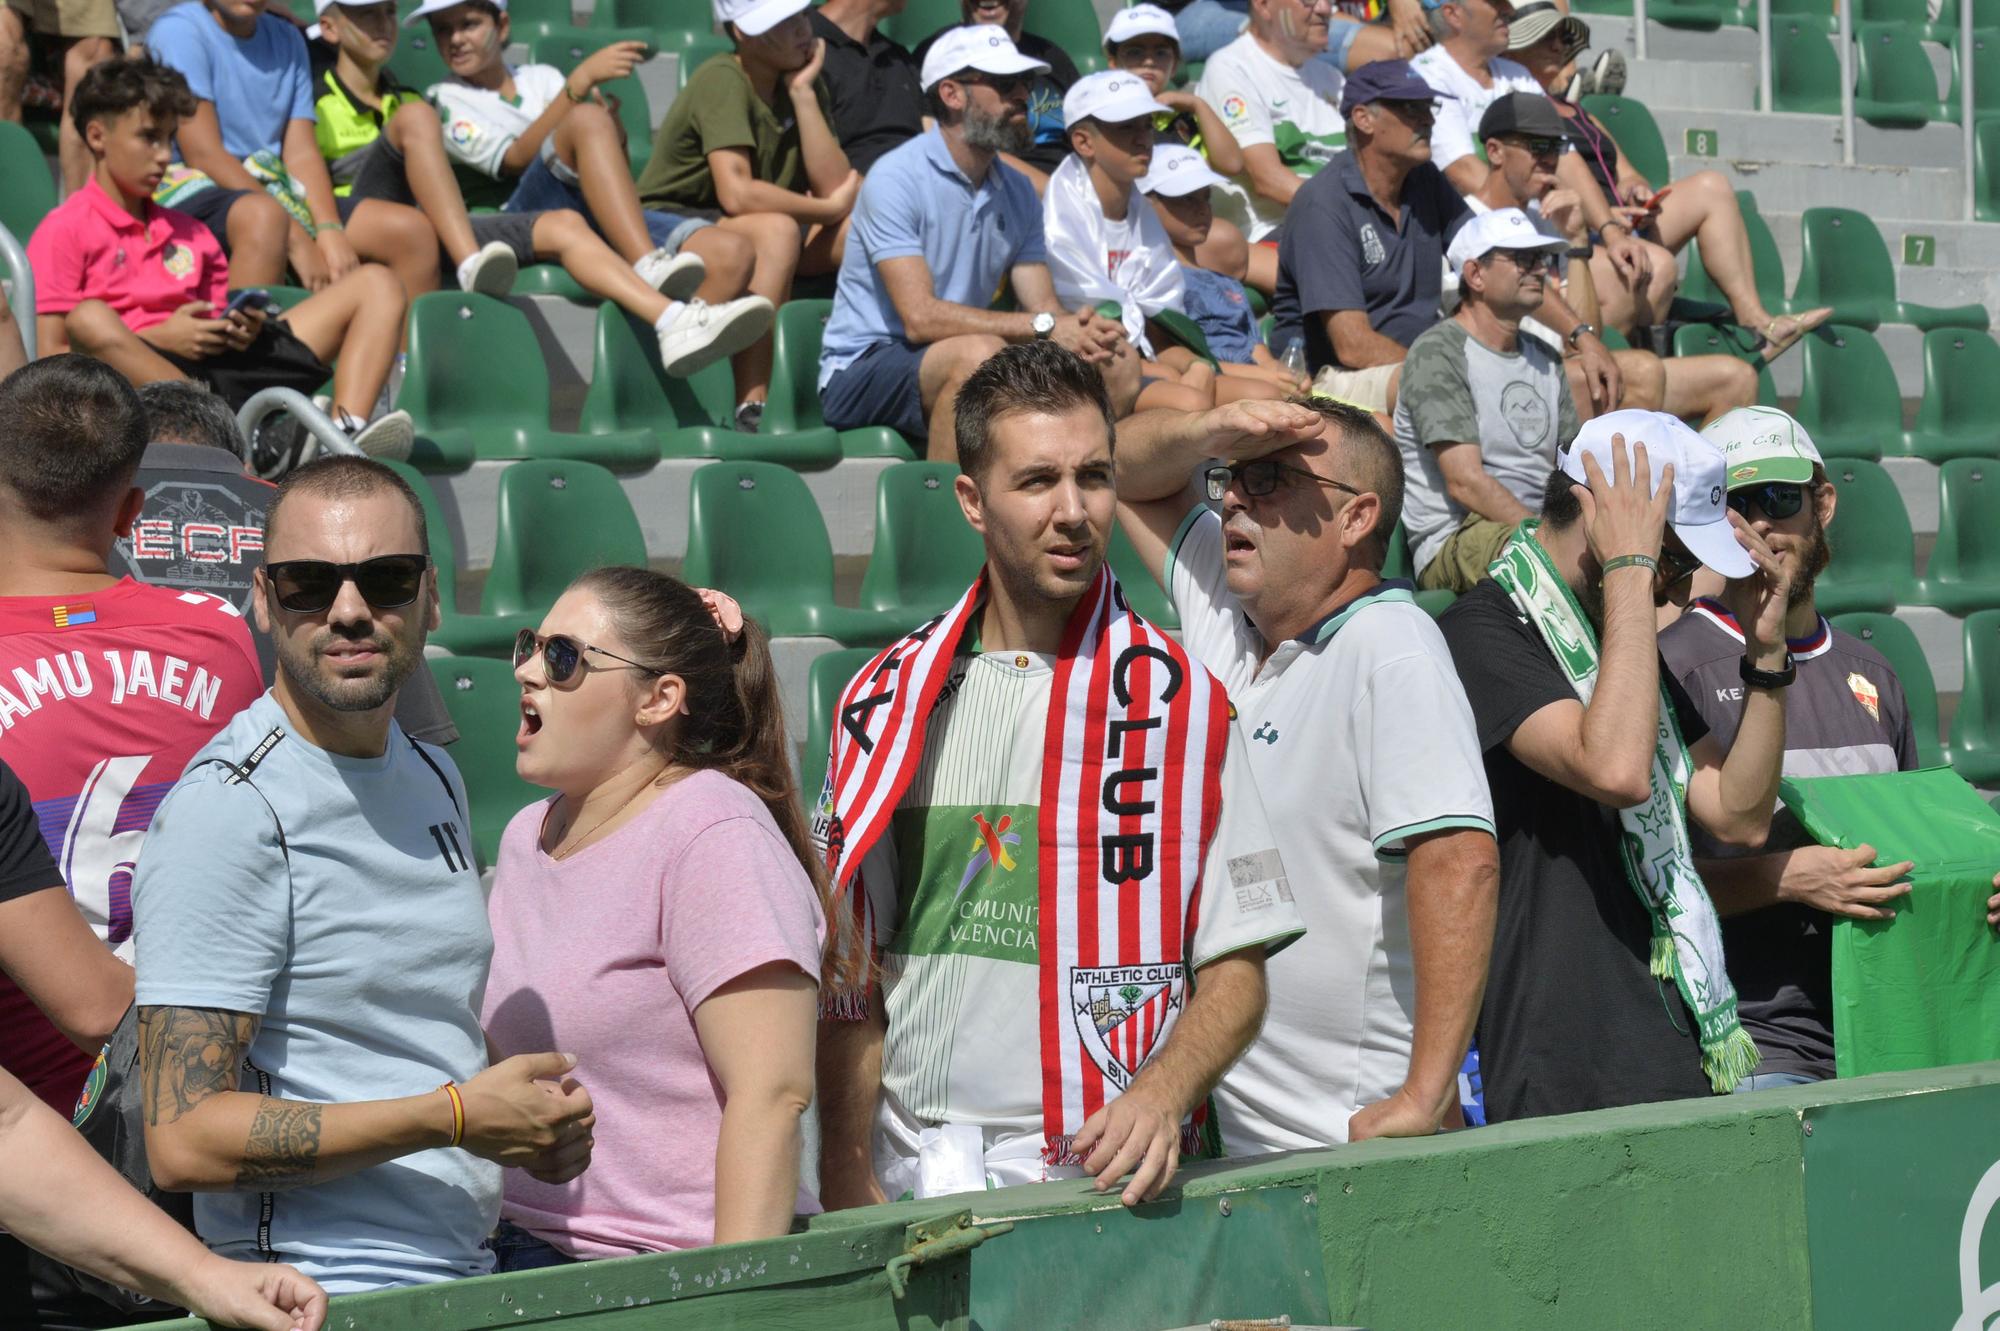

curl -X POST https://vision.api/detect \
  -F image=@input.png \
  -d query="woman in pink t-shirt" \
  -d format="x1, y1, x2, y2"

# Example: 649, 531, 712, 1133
483, 567, 828, 1270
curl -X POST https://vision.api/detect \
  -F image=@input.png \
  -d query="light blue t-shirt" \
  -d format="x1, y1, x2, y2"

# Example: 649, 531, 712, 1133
146, 2, 316, 160
133, 691, 499, 1294
818, 126, 1046, 388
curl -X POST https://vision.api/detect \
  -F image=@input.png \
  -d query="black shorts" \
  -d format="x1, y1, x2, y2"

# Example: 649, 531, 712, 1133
170, 185, 258, 253
157, 317, 331, 411
335, 139, 539, 267
822, 338, 929, 442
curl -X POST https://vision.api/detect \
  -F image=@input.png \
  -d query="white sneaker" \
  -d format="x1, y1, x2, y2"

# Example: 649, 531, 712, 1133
634, 248, 706, 301
461, 240, 518, 297
655, 296, 774, 377
346, 408, 415, 461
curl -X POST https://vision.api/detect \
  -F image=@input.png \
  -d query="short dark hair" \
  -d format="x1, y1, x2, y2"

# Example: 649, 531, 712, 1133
265, 456, 430, 558
953, 340, 1115, 479
1541, 467, 1583, 529
1293, 395, 1403, 571
71, 56, 195, 136
139, 380, 244, 455
0, 355, 148, 521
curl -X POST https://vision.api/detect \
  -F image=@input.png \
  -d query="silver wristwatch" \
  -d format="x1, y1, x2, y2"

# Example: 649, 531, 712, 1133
1031, 311, 1057, 341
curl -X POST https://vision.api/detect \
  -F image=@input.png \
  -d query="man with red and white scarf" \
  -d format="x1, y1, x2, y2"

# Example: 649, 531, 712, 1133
814, 340, 1301, 1210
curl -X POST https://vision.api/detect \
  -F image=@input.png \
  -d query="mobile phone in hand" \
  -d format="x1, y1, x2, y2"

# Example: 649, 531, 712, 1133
224, 288, 273, 317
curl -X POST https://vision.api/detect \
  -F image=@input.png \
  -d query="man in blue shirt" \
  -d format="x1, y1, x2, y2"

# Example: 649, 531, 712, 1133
1268, 59, 1470, 416
818, 23, 1133, 460
133, 456, 594, 1294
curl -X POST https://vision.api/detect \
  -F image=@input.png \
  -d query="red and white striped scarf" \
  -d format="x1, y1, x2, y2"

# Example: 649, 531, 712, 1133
818, 568, 1230, 1164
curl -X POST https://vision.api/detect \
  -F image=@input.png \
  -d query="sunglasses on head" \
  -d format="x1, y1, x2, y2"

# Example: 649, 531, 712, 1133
264, 554, 428, 614
513, 628, 662, 687
1727, 482, 1807, 521
1205, 458, 1362, 503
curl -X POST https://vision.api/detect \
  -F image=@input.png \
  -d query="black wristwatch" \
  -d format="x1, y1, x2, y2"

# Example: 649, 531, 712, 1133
1568, 240, 1595, 259
1566, 322, 1599, 350
1740, 654, 1797, 690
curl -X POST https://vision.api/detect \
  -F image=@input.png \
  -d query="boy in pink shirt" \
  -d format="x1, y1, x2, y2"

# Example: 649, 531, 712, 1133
29, 55, 416, 460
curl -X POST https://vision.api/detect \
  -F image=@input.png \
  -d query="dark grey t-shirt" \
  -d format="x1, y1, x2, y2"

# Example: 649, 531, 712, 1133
1658, 601, 1917, 1080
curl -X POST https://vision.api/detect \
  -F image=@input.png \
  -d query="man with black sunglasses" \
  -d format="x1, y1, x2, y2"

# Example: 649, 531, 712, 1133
1659, 407, 2000, 1088
1395, 205, 1579, 595
131, 456, 596, 1295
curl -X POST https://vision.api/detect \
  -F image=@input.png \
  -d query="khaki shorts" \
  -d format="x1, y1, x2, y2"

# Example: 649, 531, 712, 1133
1308, 361, 1398, 415
7, 0, 119, 39
1417, 513, 1519, 594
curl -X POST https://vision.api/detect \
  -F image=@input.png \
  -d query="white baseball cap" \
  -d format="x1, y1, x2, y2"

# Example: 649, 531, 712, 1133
1700, 405, 1824, 489
713, 0, 810, 36
1139, 143, 1227, 195
920, 24, 1051, 92
1558, 408, 1756, 578
403, 0, 499, 26
1104, 3, 1180, 46
1062, 70, 1170, 129
1445, 206, 1568, 270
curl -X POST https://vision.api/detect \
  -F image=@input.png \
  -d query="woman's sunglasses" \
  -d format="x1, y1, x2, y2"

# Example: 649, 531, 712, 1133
265, 554, 428, 614
1726, 482, 1807, 522
513, 628, 661, 687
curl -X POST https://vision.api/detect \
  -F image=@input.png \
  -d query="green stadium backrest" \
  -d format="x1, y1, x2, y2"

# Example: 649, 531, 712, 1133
1683, 192, 1793, 319
426, 655, 547, 868
803, 646, 880, 802
1794, 324, 1901, 460
1110, 525, 1177, 629
500, 0, 576, 36
1383, 523, 1413, 580
1416, 589, 1457, 618
884, 0, 1101, 68
482, 458, 649, 619
594, 73, 655, 174
589, 0, 711, 33
858, 462, 984, 618
1948, 610, 2000, 783
765, 299, 916, 459
1671, 323, 1781, 407
399, 293, 658, 471
1573, 0, 1634, 16
1580, 95, 1672, 187
527, 26, 663, 73
1792, 207, 1991, 332
1634, 0, 1738, 32
676, 34, 733, 88
683, 461, 922, 643
1853, 22, 1946, 125
379, 460, 530, 656
883, 0, 959, 46
0, 122, 56, 244
1772, 19, 1845, 114
1906, 329, 2000, 461
1978, 119, 2000, 223
1814, 456, 1919, 615
1828, 613, 1946, 767
1151, 309, 1220, 368
388, 27, 452, 93
1943, 27, 2000, 120
579, 304, 842, 464
1916, 459, 2000, 614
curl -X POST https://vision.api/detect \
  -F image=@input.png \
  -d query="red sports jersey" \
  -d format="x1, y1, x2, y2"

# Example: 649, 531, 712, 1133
0, 578, 262, 1110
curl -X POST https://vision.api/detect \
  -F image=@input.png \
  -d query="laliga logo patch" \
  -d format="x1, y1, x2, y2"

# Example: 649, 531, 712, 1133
1847, 671, 1881, 721
447, 119, 479, 149
1222, 95, 1247, 121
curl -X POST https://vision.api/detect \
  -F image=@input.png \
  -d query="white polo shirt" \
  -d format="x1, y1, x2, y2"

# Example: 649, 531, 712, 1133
1165, 508, 1495, 1152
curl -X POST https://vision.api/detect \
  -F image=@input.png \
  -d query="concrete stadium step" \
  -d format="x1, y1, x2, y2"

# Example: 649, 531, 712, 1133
1622, 57, 1759, 109
1575, 15, 1763, 64
1665, 150, 1965, 223
1645, 108, 1966, 173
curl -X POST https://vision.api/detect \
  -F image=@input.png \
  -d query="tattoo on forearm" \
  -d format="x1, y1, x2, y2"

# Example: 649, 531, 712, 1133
238, 1099, 324, 1190
138, 1006, 255, 1127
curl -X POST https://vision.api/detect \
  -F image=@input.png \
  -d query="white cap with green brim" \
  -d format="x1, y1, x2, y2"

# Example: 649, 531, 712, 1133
1700, 405, 1824, 489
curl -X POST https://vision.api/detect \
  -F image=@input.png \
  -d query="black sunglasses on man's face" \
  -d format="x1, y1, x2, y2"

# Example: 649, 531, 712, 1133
1727, 482, 1808, 522
264, 554, 428, 614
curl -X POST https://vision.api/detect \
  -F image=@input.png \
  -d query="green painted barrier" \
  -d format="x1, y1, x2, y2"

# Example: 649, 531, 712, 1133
138, 1062, 2000, 1330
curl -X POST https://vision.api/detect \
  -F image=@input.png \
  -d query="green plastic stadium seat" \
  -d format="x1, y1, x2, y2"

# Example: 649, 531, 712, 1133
674, 34, 733, 89
588, 0, 711, 34
884, 0, 1102, 67
595, 74, 655, 175
1978, 119, 2000, 223
1948, 610, 2000, 782
1917, 459, 2000, 614
482, 458, 649, 620
858, 462, 984, 618
1110, 525, 1177, 629
1772, 20, 1845, 114
1943, 28, 2000, 121
765, 299, 916, 459
803, 646, 879, 803
379, 461, 532, 657
1683, 192, 1793, 319
1634, 0, 1737, 32
509, 264, 592, 299
1383, 523, 1414, 580
527, 26, 663, 72
1828, 613, 1946, 766
1853, 22, 1947, 125
0, 121, 56, 244
1813, 457, 1920, 615
1416, 589, 1458, 618
579, 305, 841, 464
1792, 207, 1991, 332
683, 461, 922, 643
497, 0, 576, 36
1671, 323, 1781, 408
398, 293, 657, 471
1794, 324, 1902, 461
1580, 95, 1672, 187
1906, 329, 2000, 460
388, 27, 452, 93
426, 656, 547, 868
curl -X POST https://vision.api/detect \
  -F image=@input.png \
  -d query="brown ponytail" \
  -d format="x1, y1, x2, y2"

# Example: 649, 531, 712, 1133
570, 567, 834, 932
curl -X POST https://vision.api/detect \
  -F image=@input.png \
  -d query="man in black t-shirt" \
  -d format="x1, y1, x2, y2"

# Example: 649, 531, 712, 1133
914, 0, 1080, 190
1438, 410, 1793, 1122
812, 0, 926, 173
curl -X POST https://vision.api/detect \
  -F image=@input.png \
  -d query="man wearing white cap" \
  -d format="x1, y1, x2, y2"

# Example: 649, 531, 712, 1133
820, 25, 1134, 458
1439, 410, 1793, 1121
911, 0, 1080, 191
1395, 206, 1578, 594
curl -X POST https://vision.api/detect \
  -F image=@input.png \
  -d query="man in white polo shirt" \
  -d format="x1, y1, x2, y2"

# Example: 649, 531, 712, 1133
1409, 0, 1539, 194
1115, 395, 1499, 1148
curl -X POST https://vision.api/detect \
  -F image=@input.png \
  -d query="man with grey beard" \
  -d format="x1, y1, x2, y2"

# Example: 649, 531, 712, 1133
819, 23, 1139, 459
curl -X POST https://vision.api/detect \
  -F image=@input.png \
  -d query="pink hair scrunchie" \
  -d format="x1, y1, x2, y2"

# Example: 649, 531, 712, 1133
695, 588, 745, 646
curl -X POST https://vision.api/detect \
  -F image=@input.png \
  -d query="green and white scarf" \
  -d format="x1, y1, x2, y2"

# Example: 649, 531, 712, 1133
1489, 522, 1760, 1093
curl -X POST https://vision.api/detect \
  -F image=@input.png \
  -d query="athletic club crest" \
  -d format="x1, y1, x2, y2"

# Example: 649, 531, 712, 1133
1071, 963, 1184, 1089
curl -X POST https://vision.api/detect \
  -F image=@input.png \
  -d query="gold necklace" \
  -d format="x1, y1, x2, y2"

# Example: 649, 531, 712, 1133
546, 767, 671, 860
